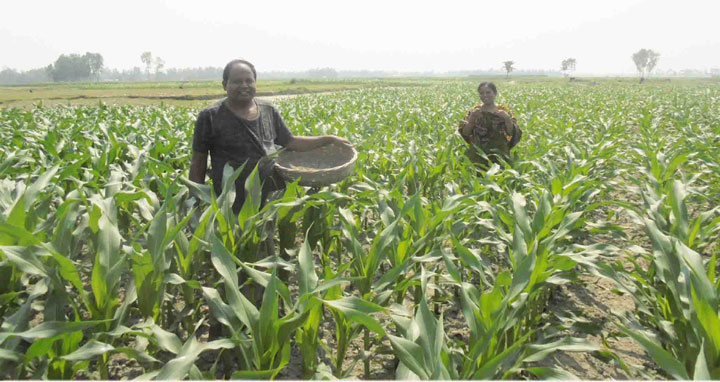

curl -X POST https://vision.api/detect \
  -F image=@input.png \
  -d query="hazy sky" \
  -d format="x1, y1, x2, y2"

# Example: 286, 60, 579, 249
2, 0, 719, 75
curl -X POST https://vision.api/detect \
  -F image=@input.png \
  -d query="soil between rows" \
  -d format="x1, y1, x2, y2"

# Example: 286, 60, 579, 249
538, 180, 662, 380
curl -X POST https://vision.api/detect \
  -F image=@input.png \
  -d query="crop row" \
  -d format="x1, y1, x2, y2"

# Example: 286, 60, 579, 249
1, 81, 719, 379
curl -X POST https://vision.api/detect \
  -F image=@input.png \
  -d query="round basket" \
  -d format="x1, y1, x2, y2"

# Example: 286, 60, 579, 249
275, 143, 357, 187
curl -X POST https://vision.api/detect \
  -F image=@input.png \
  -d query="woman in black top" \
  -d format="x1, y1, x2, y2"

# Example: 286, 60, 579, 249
189, 59, 351, 212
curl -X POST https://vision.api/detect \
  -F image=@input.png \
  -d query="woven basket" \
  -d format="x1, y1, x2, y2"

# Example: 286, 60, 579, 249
275, 143, 357, 187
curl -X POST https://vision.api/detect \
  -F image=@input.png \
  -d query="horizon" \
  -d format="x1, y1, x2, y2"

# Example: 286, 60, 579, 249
2, 65, 715, 80
2, 0, 719, 76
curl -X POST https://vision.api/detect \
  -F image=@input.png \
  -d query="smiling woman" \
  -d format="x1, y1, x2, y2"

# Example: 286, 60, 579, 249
223, 59, 258, 106
188, 59, 353, 213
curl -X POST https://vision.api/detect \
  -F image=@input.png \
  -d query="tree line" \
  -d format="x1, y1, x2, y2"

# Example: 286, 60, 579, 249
0, 52, 163, 84
45, 52, 104, 82
2, 49, 718, 85
501, 49, 662, 82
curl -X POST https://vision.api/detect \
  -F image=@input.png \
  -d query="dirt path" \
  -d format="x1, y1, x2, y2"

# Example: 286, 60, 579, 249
543, 277, 659, 379
256, 94, 302, 102
257, 89, 351, 102
228, 88, 360, 105
0, 88, 352, 108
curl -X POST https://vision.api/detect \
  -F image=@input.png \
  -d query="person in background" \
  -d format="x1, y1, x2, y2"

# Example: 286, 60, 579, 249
458, 81, 522, 169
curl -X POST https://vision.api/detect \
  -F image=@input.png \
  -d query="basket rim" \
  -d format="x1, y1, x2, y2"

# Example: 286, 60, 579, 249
275, 144, 357, 175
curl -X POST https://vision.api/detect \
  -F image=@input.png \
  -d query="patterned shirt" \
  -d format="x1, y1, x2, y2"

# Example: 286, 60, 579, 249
458, 104, 520, 164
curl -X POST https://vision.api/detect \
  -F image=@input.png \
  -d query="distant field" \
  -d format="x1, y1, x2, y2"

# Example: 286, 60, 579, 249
0, 78, 448, 108
2, 76, 716, 109
1, 78, 720, 380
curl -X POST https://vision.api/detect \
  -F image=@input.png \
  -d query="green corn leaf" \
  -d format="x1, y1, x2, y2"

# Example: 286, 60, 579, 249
525, 366, 581, 380
210, 236, 257, 329
670, 180, 690, 241
511, 192, 532, 239
201, 287, 242, 331
524, 337, 601, 362
237, 163, 262, 228
387, 334, 429, 380
322, 297, 386, 336
153, 337, 234, 380
146, 204, 168, 268
210, 237, 238, 289
678, 241, 717, 307
511, 222, 529, 267
231, 368, 284, 379
60, 340, 114, 361
150, 324, 183, 354
507, 248, 536, 301
451, 236, 484, 274
297, 231, 319, 297
179, 176, 212, 204
0, 222, 42, 246
24, 337, 58, 363
0, 320, 111, 343
441, 248, 462, 283
532, 190, 553, 235
472, 331, 532, 379
112, 347, 160, 364
0, 246, 48, 277
257, 272, 280, 354
6, 166, 59, 228
691, 288, 720, 364
694, 340, 711, 380
619, 324, 689, 380
0, 349, 23, 362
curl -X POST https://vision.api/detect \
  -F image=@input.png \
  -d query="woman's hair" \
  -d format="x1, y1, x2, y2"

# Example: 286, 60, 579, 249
477, 81, 498, 95
223, 59, 257, 83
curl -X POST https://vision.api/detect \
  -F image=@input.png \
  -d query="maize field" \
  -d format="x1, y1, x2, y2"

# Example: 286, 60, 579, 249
1, 79, 719, 379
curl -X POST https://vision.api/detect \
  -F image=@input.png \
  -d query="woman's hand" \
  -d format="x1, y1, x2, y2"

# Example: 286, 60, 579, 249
493, 110, 511, 121
459, 120, 473, 136
325, 135, 353, 147
493, 110, 515, 136
286, 135, 352, 152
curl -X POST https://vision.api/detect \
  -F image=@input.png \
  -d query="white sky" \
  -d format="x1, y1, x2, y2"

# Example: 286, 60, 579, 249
1, 0, 719, 75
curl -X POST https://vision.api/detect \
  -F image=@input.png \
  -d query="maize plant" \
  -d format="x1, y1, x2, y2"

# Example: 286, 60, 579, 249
1, 79, 719, 380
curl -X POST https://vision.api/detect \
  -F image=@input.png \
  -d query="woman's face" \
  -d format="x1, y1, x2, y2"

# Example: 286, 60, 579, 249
224, 63, 256, 103
478, 86, 496, 104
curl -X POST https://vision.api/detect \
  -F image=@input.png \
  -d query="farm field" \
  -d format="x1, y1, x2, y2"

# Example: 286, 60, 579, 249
1, 78, 720, 380
0, 78, 445, 109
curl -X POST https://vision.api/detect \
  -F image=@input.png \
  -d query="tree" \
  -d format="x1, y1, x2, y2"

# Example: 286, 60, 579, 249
647, 51, 660, 77
561, 58, 576, 77
0, 68, 20, 85
154, 57, 165, 79
503, 61, 514, 79
307, 67, 338, 79
84, 52, 104, 82
632, 48, 660, 82
141, 51, 153, 79
47, 54, 91, 82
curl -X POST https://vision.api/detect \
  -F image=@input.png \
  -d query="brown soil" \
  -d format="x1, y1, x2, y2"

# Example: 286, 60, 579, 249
270, 178, 666, 380
6, 181, 666, 380
537, 181, 663, 380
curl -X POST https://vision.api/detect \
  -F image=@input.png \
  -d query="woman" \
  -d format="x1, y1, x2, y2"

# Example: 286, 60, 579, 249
458, 82, 521, 168
189, 59, 351, 213
189, 59, 352, 307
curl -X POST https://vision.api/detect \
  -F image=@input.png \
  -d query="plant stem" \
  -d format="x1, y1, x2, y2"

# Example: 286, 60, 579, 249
364, 327, 371, 379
